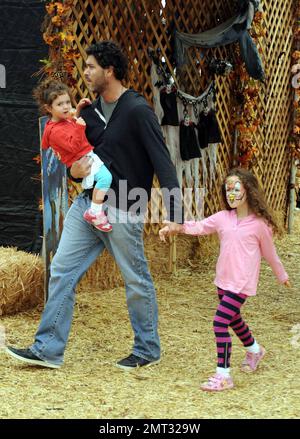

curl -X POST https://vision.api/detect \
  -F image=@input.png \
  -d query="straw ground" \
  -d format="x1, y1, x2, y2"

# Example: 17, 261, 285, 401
0, 215, 299, 419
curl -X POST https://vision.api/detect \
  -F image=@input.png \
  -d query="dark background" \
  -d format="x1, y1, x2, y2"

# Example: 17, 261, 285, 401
0, 0, 47, 252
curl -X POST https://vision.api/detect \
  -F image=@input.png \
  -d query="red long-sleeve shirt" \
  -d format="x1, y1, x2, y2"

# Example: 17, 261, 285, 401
42, 119, 93, 167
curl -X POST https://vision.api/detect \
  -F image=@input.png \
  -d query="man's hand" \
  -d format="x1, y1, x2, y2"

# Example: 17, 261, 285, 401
70, 156, 92, 179
76, 98, 92, 118
159, 220, 184, 242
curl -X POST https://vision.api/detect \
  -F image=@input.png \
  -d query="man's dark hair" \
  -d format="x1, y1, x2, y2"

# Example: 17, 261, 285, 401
86, 41, 128, 81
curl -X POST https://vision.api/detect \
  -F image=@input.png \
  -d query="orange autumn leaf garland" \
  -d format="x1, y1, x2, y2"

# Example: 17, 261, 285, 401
230, 10, 265, 168
35, 1, 81, 206
289, 0, 300, 160
38, 0, 79, 86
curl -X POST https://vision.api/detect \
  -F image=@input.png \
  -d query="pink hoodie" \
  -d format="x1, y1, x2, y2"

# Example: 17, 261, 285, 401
183, 210, 288, 296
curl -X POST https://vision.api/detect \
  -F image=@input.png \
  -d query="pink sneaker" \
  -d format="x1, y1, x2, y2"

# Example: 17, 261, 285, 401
241, 346, 266, 373
200, 374, 234, 392
83, 208, 112, 232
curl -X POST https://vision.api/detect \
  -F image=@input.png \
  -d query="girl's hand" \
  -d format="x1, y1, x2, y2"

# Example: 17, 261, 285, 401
284, 280, 291, 288
159, 221, 184, 242
159, 226, 170, 242
68, 108, 76, 118
75, 117, 86, 126
76, 98, 92, 117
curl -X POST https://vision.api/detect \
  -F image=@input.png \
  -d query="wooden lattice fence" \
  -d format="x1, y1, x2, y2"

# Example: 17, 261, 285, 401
68, 0, 293, 234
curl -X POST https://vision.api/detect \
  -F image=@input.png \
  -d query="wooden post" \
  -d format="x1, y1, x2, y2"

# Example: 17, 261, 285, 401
168, 235, 177, 274
288, 160, 297, 234
233, 105, 244, 167
233, 126, 238, 167
289, 3, 300, 233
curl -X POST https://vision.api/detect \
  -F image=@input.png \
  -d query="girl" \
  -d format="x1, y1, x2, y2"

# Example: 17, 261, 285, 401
34, 79, 112, 232
159, 168, 290, 391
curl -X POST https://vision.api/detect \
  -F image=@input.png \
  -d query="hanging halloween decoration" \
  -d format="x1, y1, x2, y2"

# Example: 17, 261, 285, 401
149, 49, 223, 191
174, 0, 264, 81
208, 58, 233, 76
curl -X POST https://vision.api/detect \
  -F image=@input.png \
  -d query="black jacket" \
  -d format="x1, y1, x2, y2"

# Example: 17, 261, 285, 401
74, 89, 183, 222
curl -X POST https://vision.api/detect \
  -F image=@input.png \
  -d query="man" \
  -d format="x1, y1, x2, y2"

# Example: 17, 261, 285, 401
6, 41, 183, 370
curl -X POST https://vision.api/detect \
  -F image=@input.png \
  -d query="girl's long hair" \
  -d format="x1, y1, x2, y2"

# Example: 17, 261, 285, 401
221, 168, 281, 235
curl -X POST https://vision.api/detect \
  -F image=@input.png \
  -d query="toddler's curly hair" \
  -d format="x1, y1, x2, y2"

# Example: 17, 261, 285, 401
33, 78, 71, 115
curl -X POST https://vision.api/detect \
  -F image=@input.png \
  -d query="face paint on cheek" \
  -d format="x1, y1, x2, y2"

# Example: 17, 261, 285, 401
228, 193, 236, 203
225, 180, 246, 207
226, 192, 246, 208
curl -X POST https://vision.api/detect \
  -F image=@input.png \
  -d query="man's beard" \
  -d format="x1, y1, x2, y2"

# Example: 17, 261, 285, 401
94, 79, 108, 95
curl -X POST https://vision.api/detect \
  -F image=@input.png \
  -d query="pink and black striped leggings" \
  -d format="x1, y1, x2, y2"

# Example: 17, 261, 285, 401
214, 287, 254, 368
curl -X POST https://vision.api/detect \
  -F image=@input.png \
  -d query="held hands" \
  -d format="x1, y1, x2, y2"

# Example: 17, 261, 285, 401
159, 220, 184, 242
76, 98, 92, 118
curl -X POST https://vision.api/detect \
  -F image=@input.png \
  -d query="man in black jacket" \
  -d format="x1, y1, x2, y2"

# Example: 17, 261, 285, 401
6, 41, 183, 370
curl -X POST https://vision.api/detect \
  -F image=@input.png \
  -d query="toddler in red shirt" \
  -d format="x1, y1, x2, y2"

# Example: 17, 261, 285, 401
34, 79, 112, 232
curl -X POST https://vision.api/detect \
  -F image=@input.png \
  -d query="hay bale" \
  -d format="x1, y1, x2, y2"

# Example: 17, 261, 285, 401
0, 233, 193, 313
78, 232, 216, 292
78, 249, 123, 292
0, 247, 44, 316
144, 232, 210, 273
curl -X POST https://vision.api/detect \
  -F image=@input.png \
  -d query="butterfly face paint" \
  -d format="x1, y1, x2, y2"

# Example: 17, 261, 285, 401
225, 177, 246, 208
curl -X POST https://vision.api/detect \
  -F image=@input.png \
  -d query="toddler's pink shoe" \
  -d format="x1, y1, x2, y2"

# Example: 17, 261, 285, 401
241, 346, 266, 373
200, 373, 234, 392
83, 208, 112, 232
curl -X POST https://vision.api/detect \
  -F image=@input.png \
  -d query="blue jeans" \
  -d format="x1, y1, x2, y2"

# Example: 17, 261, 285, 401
30, 193, 160, 365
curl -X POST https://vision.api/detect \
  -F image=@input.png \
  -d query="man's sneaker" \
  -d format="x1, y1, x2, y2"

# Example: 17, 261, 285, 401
5, 347, 60, 369
83, 208, 112, 232
241, 346, 266, 373
116, 354, 160, 370
201, 373, 234, 392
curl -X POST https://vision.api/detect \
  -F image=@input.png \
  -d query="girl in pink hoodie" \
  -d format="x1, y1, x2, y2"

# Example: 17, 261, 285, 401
159, 168, 290, 392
